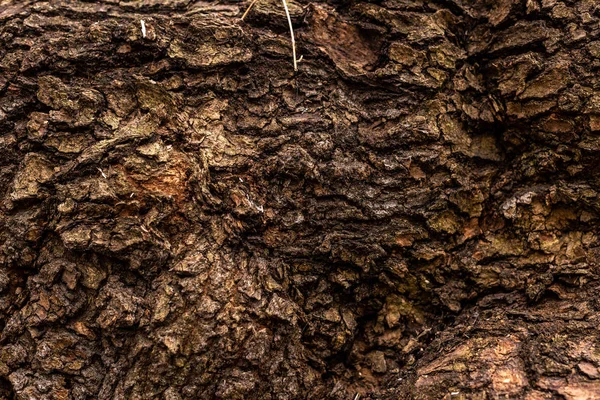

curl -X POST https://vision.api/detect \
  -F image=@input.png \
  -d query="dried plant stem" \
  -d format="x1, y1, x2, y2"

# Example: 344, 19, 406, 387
241, 0, 259, 21
241, 0, 299, 72
281, 0, 298, 71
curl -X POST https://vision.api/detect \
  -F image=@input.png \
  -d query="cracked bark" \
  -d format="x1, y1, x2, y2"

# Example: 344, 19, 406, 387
1, 0, 600, 399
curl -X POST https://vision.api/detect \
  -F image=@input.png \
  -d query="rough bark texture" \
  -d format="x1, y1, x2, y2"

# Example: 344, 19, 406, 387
1, 0, 600, 399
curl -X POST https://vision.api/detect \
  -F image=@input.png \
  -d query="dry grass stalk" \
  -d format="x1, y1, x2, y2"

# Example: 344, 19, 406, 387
241, 0, 299, 71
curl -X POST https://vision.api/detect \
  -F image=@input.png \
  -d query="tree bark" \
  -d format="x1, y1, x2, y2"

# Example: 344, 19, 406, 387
1, 0, 600, 399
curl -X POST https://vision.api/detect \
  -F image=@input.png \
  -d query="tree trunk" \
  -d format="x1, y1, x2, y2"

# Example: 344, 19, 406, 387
1, 0, 600, 399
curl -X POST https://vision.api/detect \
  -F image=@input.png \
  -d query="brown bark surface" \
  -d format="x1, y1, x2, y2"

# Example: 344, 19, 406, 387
1, 0, 600, 399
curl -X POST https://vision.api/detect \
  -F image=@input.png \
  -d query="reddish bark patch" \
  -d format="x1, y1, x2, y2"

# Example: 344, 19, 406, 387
307, 5, 381, 75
